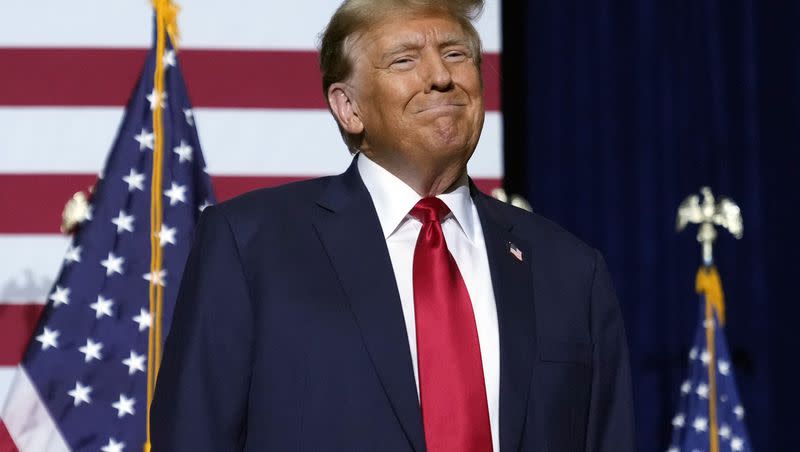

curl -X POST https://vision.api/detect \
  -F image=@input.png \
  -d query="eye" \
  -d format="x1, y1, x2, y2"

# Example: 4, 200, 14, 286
389, 56, 416, 70
444, 50, 468, 62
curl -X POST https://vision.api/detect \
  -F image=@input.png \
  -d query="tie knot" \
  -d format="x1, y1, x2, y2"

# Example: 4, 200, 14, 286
410, 197, 450, 223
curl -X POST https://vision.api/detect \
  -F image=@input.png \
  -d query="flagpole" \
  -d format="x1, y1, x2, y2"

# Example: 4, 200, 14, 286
697, 267, 724, 452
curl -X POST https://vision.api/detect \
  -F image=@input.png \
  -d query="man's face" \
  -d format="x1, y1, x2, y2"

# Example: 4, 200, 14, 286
347, 12, 484, 182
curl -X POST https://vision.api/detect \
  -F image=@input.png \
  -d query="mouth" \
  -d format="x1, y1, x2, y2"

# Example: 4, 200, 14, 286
415, 103, 467, 114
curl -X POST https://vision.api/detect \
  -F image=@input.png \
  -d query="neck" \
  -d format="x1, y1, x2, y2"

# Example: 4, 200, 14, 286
361, 152, 467, 197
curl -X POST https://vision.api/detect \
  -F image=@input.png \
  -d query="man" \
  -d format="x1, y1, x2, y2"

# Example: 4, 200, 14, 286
151, 0, 635, 450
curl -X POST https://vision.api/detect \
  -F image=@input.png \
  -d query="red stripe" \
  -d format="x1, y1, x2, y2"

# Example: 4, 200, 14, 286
0, 48, 500, 111
0, 420, 19, 452
0, 304, 44, 366
0, 174, 501, 234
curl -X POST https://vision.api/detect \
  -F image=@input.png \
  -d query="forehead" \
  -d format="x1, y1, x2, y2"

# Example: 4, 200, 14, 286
356, 13, 469, 56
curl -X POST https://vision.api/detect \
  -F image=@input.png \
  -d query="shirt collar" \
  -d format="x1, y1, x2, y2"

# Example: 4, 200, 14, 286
357, 153, 477, 244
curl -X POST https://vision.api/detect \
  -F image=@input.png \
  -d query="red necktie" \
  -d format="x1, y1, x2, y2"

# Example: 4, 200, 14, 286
410, 197, 493, 452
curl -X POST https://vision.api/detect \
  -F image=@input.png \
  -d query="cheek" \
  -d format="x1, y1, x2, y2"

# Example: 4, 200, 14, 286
454, 65, 483, 94
373, 87, 415, 123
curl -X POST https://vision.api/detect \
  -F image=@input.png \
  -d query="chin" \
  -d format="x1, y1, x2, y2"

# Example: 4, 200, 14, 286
426, 113, 482, 149
420, 135, 474, 165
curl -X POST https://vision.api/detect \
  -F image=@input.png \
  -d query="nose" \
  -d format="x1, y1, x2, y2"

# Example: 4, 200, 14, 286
422, 50, 454, 93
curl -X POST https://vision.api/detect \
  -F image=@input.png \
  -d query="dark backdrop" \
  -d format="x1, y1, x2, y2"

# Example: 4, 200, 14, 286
501, 0, 800, 450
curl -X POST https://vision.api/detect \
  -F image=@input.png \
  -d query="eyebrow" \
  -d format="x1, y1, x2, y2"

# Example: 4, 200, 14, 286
380, 37, 425, 61
379, 34, 471, 61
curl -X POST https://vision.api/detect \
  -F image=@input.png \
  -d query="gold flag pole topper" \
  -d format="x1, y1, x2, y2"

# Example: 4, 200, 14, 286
676, 186, 743, 452
145, 1, 180, 452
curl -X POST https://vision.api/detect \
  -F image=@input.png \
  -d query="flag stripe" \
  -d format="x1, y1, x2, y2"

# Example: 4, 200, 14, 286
1, 367, 70, 452
0, 174, 501, 234
0, 108, 503, 176
0, 419, 19, 452
0, 306, 44, 366
0, 0, 501, 51
0, 49, 501, 111
0, 235, 67, 307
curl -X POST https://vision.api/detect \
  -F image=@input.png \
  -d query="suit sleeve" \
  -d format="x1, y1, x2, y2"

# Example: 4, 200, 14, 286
150, 205, 254, 451
584, 250, 636, 452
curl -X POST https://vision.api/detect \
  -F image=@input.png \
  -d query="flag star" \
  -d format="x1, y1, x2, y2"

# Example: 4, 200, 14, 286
36, 327, 60, 350
680, 380, 692, 395
671, 413, 685, 428
700, 349, 711, 366
78, 338, 103, 363
133, 308, 152, 332
147, 88, 167, 110
158, 224, 177, 247
143, 269, 167, 287
173, 139, 193, 163
731, 437, 744, 451
101, 252, 125, 276
199, 199, 212, 212
122, 350, 146, 375
49, 285, 70, 307
666, 447, 678, 452
123, 168, 146, 191
692, 416, 708, 433
689, 347, 698, 360
134, 128, 154, 151
734, 405, 745, 420
67, 381, 92, 406
112, 394, 135, 418
183, 108, 195, 126
101, 437, 125, 452
164, 182, 187, 206
719, 424, 732, 440
718, 359, 731, 376
695, 382, 709, 399
162, 49, 176, 67
90, 295, 114, 319
111, 210, 135, 233
64, 244, 82, 264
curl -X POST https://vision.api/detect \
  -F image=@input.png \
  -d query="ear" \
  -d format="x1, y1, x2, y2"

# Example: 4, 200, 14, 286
327, 82, 364, 135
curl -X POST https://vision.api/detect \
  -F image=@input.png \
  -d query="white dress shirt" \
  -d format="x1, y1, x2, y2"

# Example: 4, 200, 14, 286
357, 153, 500, 452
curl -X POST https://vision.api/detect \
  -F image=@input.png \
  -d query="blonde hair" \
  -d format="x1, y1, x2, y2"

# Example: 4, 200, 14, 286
319, 0, 485, 150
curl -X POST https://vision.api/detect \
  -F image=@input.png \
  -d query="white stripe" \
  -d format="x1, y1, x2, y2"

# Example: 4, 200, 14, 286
0, 235, 67, 305
1, 366, 70, 452
0, 107, 503, 178
0, 367, 16, 410
0, 0, 501, 52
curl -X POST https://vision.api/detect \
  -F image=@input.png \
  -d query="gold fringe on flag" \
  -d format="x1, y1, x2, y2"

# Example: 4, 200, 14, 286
145, 2, 180, 451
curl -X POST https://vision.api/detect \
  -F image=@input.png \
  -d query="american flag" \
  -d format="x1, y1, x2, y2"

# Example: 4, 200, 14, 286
667, 268, 752, 452
0, 18, 215, 450
0, 1, 502, 446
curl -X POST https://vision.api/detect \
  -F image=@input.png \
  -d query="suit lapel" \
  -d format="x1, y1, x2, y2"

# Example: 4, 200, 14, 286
473, 187, 537, 452
312, 160, 426, 452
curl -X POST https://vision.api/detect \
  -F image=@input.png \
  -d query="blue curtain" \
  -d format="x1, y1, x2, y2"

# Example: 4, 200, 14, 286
501, 0, 800, 450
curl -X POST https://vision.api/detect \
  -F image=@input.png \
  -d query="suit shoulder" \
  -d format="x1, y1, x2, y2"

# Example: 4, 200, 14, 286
200, 176, 334, 252
212, 176, 333, 223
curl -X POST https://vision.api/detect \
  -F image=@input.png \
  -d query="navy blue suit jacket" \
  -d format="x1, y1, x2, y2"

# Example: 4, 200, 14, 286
151, 157, 635, 451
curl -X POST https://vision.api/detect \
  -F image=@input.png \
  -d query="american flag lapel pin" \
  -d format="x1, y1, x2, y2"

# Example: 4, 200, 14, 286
508, 242, 523, 262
